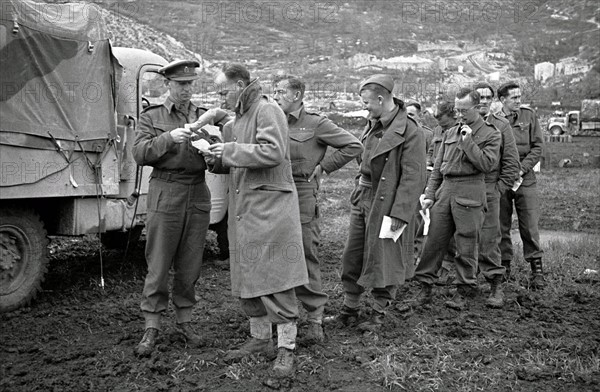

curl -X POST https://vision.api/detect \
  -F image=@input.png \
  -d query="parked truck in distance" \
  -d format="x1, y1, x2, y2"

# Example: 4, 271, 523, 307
0, 0, 228, 313
547, 99, 600, 136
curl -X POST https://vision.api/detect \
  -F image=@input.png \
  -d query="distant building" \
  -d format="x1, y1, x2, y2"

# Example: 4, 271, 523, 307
378, 55, 433, 71
535, 62, 555, 81
555, 57, 591, 76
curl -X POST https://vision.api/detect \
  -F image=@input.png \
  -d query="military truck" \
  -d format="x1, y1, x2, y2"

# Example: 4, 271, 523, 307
547, 99, 600, 136
0, 0, 228, 312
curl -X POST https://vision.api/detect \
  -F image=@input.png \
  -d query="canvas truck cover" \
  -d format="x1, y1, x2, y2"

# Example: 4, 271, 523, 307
0, 0, 122, 188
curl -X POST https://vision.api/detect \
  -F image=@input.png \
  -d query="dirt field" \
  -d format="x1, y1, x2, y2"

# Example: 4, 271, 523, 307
1, 138, 599, 392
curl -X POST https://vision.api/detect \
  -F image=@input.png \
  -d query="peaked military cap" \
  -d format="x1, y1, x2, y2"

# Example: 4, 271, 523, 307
359, 74, 394, 93
159, 60, 200, 81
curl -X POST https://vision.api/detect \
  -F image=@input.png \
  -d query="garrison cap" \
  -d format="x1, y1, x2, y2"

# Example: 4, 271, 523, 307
359, 74, 394, 93
159, 60, 200, 81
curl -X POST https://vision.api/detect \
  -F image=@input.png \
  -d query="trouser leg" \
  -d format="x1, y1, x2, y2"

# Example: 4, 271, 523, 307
340, 186, 371, 308
499, 189, 515, 262
515, 182, 544, 261
479, 184, 505, 280
415, 186, 456, 285
141, 179, 188, 326
451, 193, 484, 289
295, 185, 328, 323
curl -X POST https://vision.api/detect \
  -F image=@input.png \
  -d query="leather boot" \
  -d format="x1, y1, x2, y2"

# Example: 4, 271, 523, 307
224, 316, 274, 362
304, 322, 325, 343
136, 328, 159, 357
445, 285, 476, 310
485, 277, 504, 308
529, 258, 546, 290
272, 322, 297, 377
501, 260, 511, 282
357, 311, 385, 332
323, 305, 359, 326
174, 322, 206, 347
412, 282, 434, 307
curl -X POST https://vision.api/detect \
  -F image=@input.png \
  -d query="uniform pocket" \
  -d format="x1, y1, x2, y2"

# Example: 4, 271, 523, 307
454, 197, 483, 208
192, 202, 211, 213
289, 130, 315, 142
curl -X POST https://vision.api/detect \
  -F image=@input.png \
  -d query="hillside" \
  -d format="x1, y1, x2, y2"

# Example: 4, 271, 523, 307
99, 0, 599, 106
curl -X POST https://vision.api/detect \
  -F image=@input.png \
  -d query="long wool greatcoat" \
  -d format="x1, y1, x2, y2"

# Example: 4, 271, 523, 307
212, 81, 309, 298
355, 99, 426, 288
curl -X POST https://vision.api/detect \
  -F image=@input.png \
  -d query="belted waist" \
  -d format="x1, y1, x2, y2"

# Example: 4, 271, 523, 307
358, 175, 372, 188
443, 173, 484, 182
484, 170, 500, 183
151, 169, 205, 185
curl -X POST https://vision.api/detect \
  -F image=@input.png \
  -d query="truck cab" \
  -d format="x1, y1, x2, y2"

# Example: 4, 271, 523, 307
0, 2, 228, 312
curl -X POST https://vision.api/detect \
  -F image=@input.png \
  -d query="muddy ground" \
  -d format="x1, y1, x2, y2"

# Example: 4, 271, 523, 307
1, 229, 599, 392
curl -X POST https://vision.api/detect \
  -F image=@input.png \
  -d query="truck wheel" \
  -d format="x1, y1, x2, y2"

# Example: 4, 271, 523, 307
550, 126, 563, 135
0, 208, 49, 313
101, 225, 143, 250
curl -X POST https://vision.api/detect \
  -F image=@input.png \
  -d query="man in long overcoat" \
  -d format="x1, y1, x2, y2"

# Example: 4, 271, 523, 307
334, 74, 426, 332
204, 63, 308, 377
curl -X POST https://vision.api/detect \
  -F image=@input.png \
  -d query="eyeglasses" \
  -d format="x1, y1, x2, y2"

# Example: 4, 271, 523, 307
454, 106, 475, 115
479, 95, 493, 100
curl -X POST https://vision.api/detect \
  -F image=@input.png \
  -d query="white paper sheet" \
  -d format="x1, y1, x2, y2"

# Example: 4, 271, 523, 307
379, 216, 407, 242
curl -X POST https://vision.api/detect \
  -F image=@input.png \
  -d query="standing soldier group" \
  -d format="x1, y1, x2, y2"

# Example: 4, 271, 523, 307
132, 60, 545, 377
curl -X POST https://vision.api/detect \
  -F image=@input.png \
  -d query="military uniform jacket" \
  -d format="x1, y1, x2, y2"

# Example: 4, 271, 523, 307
427, 125, 447, 169
352, 98, 426, 288
484, 112, 520, 194
425, 116, 501, 202
498, 106, 544, 186
288, 105, 363, 181
211, 80, 309, 298
132, 98, 229, 184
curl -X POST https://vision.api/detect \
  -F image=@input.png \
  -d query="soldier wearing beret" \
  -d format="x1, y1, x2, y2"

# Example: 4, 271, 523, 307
273, 75, 363, 343
132, 60, 231, 357
412, 88, 501, 310
331, 74, 426, 331
496, 81, 545, 289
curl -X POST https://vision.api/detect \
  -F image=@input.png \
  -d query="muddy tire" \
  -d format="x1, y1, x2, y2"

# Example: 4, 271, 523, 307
0, 207, 49, 313
550, 126, 563, 136
101, 225, 143, 250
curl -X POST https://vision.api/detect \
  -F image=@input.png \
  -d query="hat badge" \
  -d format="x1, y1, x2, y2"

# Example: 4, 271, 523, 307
184, 66, 189, 73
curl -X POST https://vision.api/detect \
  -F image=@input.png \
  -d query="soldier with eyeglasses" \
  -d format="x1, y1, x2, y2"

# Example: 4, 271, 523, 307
410, 88, 501, 310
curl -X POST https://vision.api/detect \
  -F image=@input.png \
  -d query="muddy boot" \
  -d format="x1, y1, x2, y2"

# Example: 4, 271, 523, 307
485, 277, 504, 308
357, 310, 384, 332
224, 316, 274, 363
411, 282, 433, 307
436, 267, 451, 286
445, 285, 475, 311
323, 305, 359, 326
529, 258, 547, 290
174, 322, 206, 347
501, 260, 512, 282
272, 322, 297, 377
136, 328, 159, 357
304, 322, 325, 343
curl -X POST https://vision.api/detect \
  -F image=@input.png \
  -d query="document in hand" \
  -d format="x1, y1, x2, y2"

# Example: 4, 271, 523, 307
379, 216, 407, 242
419, 209, 430, 236
511, 176, 523, 192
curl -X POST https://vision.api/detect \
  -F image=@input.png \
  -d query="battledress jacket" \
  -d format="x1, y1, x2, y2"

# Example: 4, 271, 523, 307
354, 99, 427, 287
211, 80, 309, 298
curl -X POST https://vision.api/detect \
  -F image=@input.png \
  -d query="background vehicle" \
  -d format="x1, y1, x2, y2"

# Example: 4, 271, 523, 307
0, 0, 227, 312
547, 99, 600, 136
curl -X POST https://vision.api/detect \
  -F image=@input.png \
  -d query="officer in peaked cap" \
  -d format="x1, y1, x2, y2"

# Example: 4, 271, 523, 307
158, 59, 200, 81
132, 58, 231, 357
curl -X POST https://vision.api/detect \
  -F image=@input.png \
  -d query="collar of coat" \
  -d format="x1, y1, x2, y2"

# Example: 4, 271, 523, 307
234, 78, 261, 116
164, 96, 196, 115
361, 97, 412, 160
